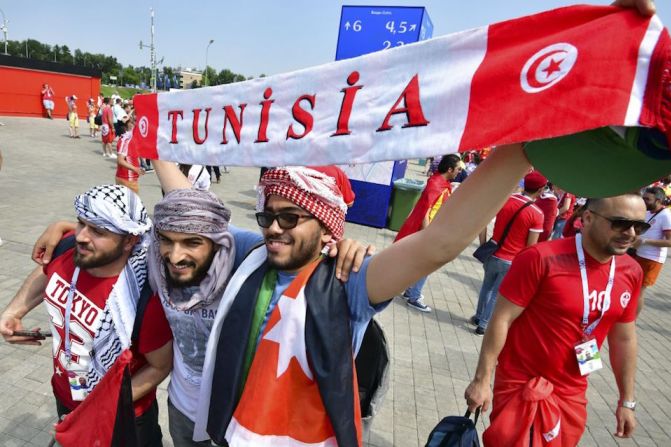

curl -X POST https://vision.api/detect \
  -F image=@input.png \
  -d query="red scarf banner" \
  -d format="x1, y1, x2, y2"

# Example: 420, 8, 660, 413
130, 6, 670, 167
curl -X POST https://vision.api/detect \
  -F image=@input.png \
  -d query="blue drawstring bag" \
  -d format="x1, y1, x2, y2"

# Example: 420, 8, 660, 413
425, 408, 481, 447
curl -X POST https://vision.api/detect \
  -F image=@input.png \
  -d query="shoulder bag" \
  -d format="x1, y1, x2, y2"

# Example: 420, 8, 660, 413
473, 201, 533, 263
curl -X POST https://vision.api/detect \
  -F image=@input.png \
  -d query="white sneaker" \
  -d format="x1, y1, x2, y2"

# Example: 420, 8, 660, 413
407, 296, 432, 312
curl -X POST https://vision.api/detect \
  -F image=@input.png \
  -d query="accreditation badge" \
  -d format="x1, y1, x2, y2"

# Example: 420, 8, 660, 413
574, 338, 603, 376
68, 370, 89, 401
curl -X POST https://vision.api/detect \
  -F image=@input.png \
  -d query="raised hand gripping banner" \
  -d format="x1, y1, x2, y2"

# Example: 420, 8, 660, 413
130, 6, 670, 168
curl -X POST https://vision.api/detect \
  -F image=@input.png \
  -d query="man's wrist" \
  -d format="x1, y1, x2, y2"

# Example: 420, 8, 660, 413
473, 371, 491, 384
619, 399, 637, 410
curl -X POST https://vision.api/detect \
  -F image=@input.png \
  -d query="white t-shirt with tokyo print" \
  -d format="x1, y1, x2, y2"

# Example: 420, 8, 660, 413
637, 207, 671, 263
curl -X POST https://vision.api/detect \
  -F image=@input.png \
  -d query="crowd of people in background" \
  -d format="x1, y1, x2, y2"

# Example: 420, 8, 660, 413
41, 87, 233, 194
12, 3, 664, 443
408, 153, 671, 326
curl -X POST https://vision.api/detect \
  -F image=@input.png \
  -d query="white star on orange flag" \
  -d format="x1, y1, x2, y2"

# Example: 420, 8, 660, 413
263, 289, 314, 381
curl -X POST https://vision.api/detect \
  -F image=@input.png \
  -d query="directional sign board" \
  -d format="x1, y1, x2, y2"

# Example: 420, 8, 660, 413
335, 6, 433, 227
335, 6, 433, 60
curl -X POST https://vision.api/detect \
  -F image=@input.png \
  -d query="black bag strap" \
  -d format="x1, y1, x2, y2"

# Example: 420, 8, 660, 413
195, 166, 206, 183
131, 281, 154, 345
463, 407, 481, 425
647, 208, 664, 223
497, 200, 534, 247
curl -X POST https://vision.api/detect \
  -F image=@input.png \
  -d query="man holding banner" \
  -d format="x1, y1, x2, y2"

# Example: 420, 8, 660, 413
30, 0, 668, 445
190, 144, 533, 446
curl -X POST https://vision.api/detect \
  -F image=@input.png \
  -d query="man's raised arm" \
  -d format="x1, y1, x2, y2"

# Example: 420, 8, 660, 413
366, 143, 530, 303
153, 159, 192, 192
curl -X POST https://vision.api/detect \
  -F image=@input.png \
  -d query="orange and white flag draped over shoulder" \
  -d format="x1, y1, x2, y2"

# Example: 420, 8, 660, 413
224, 258, 362, 447
130, 6, 670, 168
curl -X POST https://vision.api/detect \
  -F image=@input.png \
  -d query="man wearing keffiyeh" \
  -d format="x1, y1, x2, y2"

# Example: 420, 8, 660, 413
147, 188, 238, 447
186, 145, 530, 447
28, 178, 372, 447
0, 185, 173, 447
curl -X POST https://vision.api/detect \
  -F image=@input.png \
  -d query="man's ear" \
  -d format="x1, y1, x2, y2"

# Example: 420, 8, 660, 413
124, 234, 141, 253
320, 224, 334, 245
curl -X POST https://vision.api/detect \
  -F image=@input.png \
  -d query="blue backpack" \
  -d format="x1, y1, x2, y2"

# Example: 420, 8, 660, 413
425, 409, 481, 447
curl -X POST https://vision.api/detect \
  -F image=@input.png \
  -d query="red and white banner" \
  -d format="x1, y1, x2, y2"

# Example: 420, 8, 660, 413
130, 6, 670, 167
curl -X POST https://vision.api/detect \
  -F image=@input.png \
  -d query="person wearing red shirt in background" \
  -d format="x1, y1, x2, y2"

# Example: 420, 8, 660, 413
472, 171, 545, 335
552, 188, 576, 239
309, 165, 356, 207
465, 194, 645, 445
563, 198, 588, 238
395, 154, 463, 312
100, 97, 116, 159
41, 83, 55, 119
535, 183, 559, 242
116, 115, 145, 193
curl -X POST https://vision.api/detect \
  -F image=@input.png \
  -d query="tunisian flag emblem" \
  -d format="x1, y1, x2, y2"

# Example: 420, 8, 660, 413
520, 43, 579, 93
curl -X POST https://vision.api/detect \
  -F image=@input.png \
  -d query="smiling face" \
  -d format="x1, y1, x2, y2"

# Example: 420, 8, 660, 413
157, 230, 216, 287
582, 195, 646, 257
261, 195, 332, 273
74, 218, 135, 273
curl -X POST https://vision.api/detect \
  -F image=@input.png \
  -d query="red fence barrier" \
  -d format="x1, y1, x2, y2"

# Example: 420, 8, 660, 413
0, 64, 100, 118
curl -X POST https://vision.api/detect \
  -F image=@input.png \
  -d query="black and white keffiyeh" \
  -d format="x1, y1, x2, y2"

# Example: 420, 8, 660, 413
74, 184, 152, 238
73, 185, 153, 392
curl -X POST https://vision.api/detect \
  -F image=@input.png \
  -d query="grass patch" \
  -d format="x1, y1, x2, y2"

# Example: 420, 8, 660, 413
100, 85, 150, 100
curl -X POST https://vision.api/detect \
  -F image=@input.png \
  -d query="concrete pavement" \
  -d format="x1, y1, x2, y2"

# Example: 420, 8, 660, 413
0, 116, 669, 446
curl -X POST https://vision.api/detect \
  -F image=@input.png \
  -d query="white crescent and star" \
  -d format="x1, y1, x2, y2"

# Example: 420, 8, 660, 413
263, 290, 314, 381
520, 43, 578, 93
138, 116, 149, 138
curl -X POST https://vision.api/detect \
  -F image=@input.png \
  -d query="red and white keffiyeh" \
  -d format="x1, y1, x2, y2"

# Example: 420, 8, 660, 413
258, 167, 347, 240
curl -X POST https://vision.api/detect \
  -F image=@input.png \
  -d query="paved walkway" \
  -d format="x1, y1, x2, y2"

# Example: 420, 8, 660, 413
0, 116, 669, 446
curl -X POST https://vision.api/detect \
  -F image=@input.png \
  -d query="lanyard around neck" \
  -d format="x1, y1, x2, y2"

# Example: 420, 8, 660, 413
64, 267, 81, 366
575, 234, 615, 337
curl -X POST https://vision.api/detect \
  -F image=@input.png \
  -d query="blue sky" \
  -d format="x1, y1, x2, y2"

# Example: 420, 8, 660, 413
4, 1, 668, 77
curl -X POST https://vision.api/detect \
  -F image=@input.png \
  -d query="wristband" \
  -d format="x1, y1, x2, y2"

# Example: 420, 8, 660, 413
620, 400, 636, 411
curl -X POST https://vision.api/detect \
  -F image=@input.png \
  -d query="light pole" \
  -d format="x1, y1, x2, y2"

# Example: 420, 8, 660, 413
139, 8, 157, 92
204, 39, 214, 86
0, 8, 8, 55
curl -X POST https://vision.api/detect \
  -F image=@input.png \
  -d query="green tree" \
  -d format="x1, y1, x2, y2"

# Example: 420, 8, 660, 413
60, 45, 73, 64
216, 68, 236, 85
203, 66, 217, 86
122, 66, 140, 86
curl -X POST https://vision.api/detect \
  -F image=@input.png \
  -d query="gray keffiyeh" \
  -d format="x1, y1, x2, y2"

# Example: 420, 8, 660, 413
149, 188, 236, 311
73, 185, 153, 392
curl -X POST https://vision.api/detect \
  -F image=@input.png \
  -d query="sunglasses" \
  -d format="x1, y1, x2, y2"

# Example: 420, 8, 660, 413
588, 209, 650, 235
255, 211, 315, 230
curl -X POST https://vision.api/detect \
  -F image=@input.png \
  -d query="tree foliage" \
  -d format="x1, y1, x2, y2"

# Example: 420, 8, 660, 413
2, 37, 250, 89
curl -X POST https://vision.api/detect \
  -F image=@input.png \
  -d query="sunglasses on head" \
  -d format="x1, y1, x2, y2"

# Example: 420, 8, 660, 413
255, 211, 315, 230
588, 209, 650, 235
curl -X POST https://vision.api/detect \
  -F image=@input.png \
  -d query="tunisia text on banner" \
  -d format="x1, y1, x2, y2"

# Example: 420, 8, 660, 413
130, 5, 670, 167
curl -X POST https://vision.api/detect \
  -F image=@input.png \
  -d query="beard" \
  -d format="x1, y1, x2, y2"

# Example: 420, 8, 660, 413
163, 250, 216, 288
74, 242, 125, 269
266, 233, 322, 272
